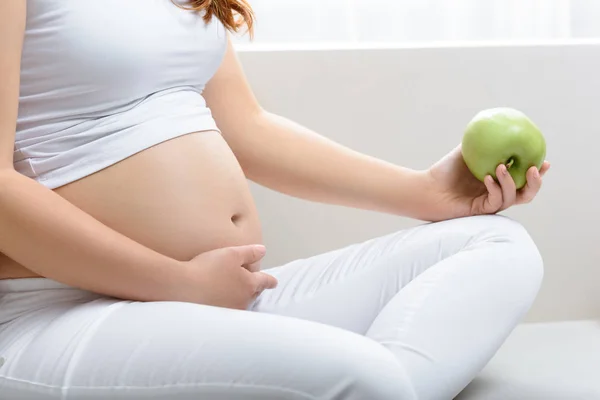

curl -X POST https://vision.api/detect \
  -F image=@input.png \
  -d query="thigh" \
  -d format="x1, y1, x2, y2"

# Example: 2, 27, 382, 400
252, 215, 538, 335
0, 297, 414, 400
252, 220, 459, 333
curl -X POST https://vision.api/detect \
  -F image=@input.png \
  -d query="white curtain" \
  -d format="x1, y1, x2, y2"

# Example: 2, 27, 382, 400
236, 0, 600, 44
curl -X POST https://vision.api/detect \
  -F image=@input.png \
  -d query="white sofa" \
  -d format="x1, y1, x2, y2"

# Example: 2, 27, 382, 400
456, 320, 600, 399
238, 41, 600, 399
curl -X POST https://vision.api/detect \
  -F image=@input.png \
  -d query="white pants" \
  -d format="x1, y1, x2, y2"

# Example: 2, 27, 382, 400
0, 215, 543, 400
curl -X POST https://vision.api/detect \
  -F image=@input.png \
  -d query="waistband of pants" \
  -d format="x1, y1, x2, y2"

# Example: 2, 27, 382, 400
0, 278, 103, 326
0, 278, 75, 294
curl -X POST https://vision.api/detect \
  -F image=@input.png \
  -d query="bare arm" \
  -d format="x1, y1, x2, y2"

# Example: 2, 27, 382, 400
0, 2, 189, 302
204, 36, 429, 219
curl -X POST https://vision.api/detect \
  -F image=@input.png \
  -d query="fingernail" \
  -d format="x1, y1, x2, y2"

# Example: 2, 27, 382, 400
254, 245, 266, 255
534, 169, 540, 178
501, 165, 507, 175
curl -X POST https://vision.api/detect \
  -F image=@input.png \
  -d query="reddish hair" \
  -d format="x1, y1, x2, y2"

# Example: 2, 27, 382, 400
174, 0, 255, 37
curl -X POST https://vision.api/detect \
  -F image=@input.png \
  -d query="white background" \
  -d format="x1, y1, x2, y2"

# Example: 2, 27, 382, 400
231, 1, 600, 322
239, 42, 600, 322
236, 0, 600, 45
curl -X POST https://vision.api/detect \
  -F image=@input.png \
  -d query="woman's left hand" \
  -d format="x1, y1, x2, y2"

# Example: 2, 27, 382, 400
422, 145, 550, 221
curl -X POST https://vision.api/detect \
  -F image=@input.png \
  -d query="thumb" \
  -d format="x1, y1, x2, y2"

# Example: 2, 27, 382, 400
228, 244, 267, 266
253, 271, 278, 293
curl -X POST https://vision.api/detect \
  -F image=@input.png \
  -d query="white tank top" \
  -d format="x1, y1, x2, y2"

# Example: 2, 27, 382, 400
15, 0, 227, 189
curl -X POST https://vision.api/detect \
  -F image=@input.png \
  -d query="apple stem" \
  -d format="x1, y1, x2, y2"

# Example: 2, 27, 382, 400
506, 158, 515, 169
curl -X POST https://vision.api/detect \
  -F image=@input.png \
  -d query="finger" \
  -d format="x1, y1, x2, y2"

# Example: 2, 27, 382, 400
539, 161, 551, 177
243, 260, 262, 273
517, 166, 542, 204
253, 272, 278, 294
228, 244, 267, 266
482, 175, 503, 213
496, 164, 517, 209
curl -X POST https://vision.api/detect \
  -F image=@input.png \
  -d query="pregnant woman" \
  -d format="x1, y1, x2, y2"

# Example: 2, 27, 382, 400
0, 1, 550, 399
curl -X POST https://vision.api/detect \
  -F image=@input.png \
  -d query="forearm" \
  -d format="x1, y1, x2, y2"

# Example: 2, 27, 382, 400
233, 111, 430, 219
0, 170, 188, 301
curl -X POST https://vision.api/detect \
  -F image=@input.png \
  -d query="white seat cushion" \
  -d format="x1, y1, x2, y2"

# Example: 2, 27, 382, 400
455, 320, 600, 400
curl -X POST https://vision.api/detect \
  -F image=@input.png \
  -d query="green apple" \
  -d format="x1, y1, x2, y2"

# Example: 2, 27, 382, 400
461, 107, 546, 189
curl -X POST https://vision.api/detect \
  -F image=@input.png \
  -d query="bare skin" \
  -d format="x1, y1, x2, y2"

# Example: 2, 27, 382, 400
0, 130, 263, 277
0, 2, 549, 310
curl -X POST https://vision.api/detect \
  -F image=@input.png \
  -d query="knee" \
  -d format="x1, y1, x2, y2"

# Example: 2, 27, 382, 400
478, 214, 542, 262
336, 346, 417, 400
468, 214, 544, 298
307, 335, 417, 400
444, 214, 543, 274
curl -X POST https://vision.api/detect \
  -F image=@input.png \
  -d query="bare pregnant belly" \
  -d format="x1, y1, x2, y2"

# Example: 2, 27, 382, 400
0, 131, 263, 279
